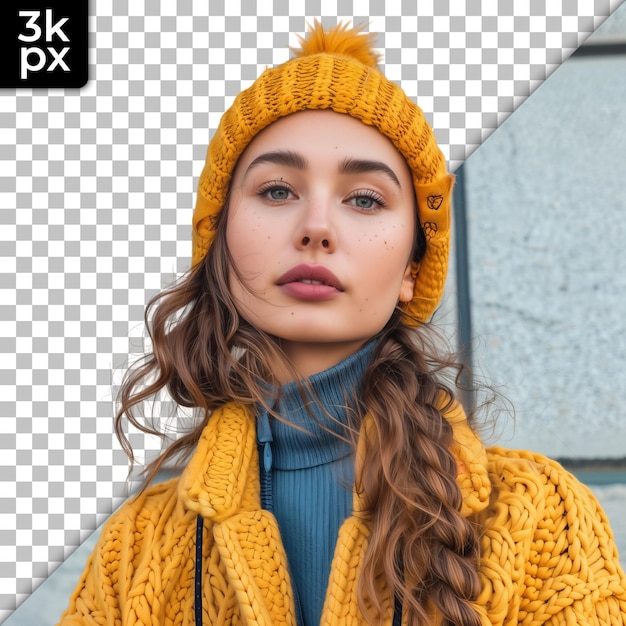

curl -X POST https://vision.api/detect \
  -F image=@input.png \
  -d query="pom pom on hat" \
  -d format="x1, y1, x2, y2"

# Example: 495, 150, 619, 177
292, 20, 381, 68
192, 21, 453, 324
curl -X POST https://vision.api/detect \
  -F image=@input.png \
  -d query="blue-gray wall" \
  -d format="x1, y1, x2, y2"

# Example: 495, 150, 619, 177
458, 4, 626, 458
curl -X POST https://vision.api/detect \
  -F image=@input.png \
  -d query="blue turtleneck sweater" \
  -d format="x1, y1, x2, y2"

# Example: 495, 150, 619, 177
256, 342, 375, 626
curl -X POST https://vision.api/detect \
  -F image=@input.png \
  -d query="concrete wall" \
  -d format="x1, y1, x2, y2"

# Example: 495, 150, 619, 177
458, 4, 626, 458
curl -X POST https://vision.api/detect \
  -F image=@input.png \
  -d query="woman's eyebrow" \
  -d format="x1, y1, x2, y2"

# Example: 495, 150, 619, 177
340, 158, 402, 189
244, 151, 401, 189
245, 150, 308, 175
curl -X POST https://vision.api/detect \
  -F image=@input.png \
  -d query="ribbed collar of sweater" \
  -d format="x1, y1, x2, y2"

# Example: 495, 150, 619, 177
257, 341, 376, 471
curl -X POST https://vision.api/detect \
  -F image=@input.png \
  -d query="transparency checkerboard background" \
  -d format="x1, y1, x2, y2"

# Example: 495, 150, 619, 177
0, 0, 623, 619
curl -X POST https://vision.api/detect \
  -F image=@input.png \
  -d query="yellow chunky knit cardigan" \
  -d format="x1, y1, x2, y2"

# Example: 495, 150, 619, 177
59, 402, 626, 626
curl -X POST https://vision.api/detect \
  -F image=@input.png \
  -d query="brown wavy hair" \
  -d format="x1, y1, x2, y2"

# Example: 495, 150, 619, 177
114, 196, 483, 625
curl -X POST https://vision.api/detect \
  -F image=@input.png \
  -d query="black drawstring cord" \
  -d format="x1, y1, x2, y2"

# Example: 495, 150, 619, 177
392, 591, 403, 626
195, 514, 204, 626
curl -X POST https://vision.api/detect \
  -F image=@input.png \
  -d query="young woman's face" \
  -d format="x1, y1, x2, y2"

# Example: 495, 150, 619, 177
226, 109, 417, 377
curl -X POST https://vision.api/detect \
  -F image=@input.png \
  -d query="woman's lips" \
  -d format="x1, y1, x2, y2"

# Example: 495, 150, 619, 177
276, 264, 344, 300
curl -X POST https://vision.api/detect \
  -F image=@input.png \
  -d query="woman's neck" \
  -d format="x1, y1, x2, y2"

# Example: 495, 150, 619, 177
259, 339, 377, 468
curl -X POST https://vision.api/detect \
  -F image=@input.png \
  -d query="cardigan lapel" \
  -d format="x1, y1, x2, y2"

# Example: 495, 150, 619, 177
212, 510, 298, 626
320, 515, 394, 626
179, 403, 297, 626
439, 397, 492, 518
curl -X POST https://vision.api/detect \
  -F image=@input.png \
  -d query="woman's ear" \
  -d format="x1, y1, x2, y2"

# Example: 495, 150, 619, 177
399, 261, 418, 303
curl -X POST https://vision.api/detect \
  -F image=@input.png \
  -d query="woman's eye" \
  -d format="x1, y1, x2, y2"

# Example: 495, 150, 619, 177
347, 191, 385, 211
268, 187, 290, 200
258, 182, 294, 201
353, 196, 376, 209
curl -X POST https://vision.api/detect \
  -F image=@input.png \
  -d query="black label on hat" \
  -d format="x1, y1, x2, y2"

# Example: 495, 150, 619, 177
0, 1, 88, 88
426, 195, 444, 210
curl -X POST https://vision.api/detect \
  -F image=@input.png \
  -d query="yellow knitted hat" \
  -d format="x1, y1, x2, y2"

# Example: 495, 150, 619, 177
192, 21, 454, 323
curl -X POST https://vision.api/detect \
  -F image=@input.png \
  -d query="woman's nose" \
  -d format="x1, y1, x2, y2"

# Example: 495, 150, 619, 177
294, 198, 337, 252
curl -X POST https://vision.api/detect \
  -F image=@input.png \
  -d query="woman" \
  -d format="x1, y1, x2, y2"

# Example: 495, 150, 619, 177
59, 22, 626, 626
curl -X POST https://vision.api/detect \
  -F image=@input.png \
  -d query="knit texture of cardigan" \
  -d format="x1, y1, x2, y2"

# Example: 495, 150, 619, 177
58, 400, 626, 626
